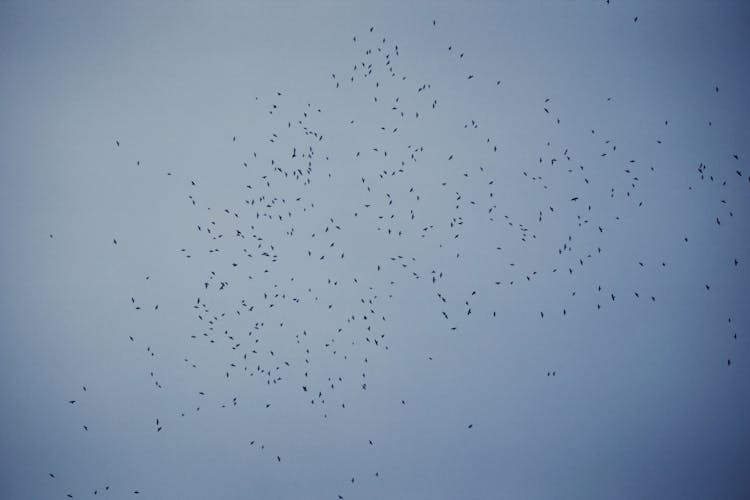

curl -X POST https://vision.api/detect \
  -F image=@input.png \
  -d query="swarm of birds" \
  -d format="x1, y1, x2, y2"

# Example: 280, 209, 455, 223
44, 8, 748, 499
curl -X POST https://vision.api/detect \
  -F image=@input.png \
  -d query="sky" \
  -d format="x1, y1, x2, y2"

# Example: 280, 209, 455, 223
1, 1, 749, 499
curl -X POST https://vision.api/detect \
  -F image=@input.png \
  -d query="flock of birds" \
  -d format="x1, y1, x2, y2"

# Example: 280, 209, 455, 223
46, 14, 746, 499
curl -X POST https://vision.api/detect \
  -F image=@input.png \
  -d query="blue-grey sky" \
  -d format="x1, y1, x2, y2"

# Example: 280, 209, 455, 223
1, 1, 749, 499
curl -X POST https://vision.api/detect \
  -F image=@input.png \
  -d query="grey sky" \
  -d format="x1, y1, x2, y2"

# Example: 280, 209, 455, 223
1, 1, 749, 499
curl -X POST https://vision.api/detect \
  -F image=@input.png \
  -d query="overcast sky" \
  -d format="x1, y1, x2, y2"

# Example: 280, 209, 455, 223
1, 1, 749, 499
